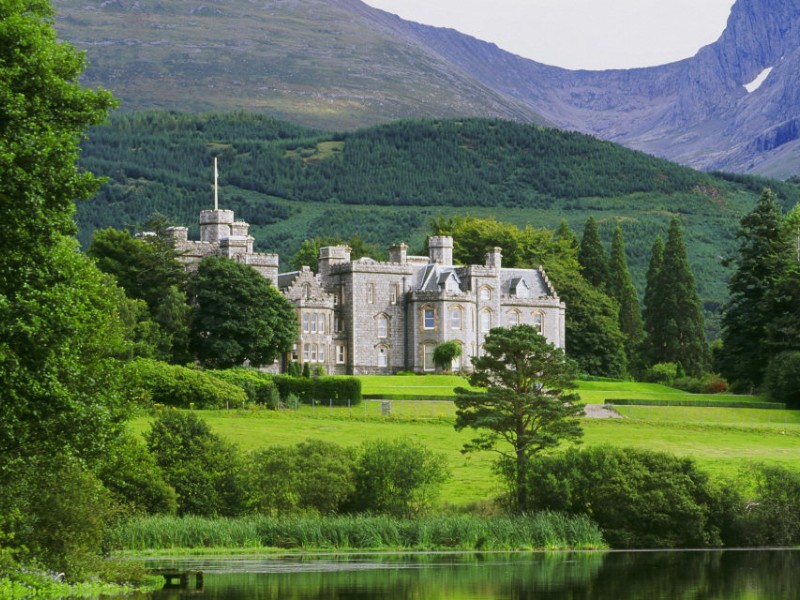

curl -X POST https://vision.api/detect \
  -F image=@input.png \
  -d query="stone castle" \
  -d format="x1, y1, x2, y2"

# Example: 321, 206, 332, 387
172, 208, 565, 375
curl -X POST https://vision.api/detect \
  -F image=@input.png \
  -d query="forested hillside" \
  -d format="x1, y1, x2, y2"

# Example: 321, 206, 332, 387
77, 113, 800, 338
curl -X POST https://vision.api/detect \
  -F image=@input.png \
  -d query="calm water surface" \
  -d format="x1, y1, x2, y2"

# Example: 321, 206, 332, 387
130, 550, 800, 600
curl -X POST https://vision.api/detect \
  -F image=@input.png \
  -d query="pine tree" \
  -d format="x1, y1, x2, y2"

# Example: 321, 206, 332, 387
609, 226, 644, 370
644, 219, 708, 375
578, 217, 610, 291
718, 189, 785, 391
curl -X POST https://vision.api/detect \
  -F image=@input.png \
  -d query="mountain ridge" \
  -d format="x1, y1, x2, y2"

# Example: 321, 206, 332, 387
54, 0, 800, 177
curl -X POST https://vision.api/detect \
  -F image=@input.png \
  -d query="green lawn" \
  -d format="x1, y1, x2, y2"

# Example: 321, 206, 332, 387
130, 380, 800, 507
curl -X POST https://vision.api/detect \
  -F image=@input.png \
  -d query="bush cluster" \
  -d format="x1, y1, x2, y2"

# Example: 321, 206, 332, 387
642, 362, 728, 394
125, 358, 247, 409
207, 367, 280, 408
144, 412, 447, 518
522, 446, 800, 549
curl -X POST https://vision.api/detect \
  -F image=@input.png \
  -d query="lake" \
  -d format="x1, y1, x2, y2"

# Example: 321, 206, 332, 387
128, 550, 800, 599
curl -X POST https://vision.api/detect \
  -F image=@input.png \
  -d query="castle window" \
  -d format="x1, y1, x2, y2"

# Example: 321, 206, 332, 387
311, 343, 318, 362
318, 313, 325, 334
378, 346, 388, 368
303, 343, 310, 361
302, 313, 310, 333
377, 314, 389, 338
423, 343, 437, 372
452, 342, 462, 370
334, 315, 342, 333
450, 306, 463, 330
533, 312, 544, 333
390, 284, 398, 305
480, 308, 492, 333
336, 345, 346, 364
479, 286, 492, 301
423, 307, 435, 330
292, 343, 298, 360
367, 283, 374, 304
508, 310, 520, 327
318, 344, 325, 363
311, 313, 318, 333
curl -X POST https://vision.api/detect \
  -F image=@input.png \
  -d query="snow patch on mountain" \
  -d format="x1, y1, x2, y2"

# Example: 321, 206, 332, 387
744, 67, 773, 92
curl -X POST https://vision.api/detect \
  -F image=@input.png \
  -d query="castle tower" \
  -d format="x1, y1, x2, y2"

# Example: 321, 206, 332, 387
428, 236, 453, 266
199, 209, 234, 243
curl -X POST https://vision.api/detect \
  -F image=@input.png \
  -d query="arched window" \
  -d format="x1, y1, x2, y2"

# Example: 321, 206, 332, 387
377, 314, 389, 338
480, 308, 492, 333
508, 310, 520, 327
479, 286, 492, 301
450, 306, 463, 330
533, 311, 544, 333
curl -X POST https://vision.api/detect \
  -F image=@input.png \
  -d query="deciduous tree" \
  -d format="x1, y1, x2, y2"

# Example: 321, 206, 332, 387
188, 257, 297, 368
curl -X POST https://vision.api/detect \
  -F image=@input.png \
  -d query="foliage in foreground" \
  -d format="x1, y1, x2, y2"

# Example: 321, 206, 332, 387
107, 512, 605, 552
523, 447, 800, 549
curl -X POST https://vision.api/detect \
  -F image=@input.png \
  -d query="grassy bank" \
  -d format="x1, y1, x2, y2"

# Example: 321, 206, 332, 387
128, 380, 800, 505
108, 513, 605, 553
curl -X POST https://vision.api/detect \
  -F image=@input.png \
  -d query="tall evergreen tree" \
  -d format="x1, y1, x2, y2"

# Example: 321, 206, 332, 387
609, 225, 645, 370
644, 219, 708, 375
718, 189, 785, 391
578, 217, 610, 291
643, 236, 664, 342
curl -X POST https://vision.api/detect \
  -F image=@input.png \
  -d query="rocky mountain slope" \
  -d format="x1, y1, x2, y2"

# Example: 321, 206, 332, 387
54, 0, 800, 178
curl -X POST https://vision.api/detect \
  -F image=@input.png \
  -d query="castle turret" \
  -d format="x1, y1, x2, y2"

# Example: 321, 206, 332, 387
428, 236, 453, 266
485, 247, 502, 269
199, 209, 234, 243
389, 242, 408, 265
318, 245, 351, 280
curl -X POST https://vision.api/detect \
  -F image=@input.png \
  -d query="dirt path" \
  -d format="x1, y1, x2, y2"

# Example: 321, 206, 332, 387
583, 404, 623, 419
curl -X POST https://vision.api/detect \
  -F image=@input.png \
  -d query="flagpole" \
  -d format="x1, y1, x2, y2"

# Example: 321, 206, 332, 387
214, 157, 219, 211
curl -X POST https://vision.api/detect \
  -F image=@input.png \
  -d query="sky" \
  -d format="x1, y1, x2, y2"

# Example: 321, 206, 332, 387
362, 0, 738, 70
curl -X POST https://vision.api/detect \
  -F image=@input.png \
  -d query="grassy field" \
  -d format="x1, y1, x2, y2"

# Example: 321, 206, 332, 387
130, 378, 800, 506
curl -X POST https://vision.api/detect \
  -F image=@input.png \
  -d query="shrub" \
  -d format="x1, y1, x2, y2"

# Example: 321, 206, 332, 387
98, 433, 177, 516
207, 367, 279, 407
433, 341, 462, 372
0, 455, 117, 580
523, 446, 723, 548
125, 358, 248, 409
671, 373, 729, 394
642, 362, 678, 384
145, 411, 245, 516
764, 351, 800, 408
245, 440, 356, 515
729, 464, 800, 546
347, 439, 449, 517
273, 375, 362, 406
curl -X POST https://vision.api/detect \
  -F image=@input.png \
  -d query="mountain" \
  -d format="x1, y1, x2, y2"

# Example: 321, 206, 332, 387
54, 0, 800, 178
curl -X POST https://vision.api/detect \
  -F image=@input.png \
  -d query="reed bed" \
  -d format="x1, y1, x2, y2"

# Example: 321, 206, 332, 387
108, 512, 605, 553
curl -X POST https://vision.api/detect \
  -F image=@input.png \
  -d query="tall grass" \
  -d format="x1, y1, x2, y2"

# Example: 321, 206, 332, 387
107, 513, 605, 553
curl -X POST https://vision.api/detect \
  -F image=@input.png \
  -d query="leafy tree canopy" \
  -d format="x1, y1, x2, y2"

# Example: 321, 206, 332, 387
188, 257, 297, 368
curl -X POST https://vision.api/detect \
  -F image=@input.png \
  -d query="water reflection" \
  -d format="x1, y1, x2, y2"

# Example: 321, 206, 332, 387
130, 550, 800, 600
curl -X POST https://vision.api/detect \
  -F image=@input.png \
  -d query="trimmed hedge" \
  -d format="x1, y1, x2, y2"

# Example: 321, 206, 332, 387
604, 398, 785, 410
206, 367, 279, 406
124, 358, 248, 409
273, 375, 362, 406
